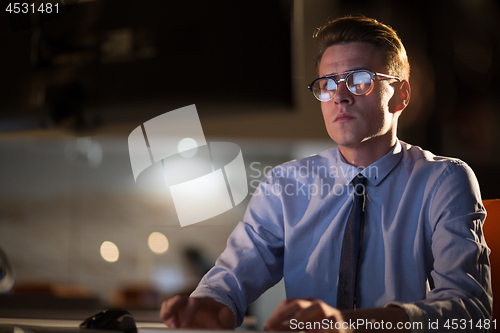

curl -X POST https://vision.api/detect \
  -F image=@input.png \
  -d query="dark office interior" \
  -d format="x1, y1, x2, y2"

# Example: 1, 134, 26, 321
0, 0, 499, 329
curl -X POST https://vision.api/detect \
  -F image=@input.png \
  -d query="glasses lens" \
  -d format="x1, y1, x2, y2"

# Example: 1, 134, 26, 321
347, 71, 373, 95
313, 78, 336, 101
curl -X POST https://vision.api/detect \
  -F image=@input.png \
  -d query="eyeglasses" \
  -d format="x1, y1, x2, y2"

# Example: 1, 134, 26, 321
308, 69, 401, 102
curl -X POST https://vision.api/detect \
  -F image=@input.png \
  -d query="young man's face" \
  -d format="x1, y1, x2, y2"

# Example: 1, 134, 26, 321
318, 42, 400, 151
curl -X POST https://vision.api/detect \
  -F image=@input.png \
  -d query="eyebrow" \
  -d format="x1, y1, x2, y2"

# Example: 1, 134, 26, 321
322, 67, 371, 78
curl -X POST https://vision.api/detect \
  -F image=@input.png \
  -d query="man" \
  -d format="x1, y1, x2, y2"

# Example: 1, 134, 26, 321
160, 16, 492, 332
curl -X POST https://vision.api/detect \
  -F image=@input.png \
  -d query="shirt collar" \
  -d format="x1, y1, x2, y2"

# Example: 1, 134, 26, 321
334, 140, 403, 186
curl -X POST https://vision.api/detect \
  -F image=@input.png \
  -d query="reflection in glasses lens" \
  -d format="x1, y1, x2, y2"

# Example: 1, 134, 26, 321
348, 71, 372, 94
308, 70, 400, 102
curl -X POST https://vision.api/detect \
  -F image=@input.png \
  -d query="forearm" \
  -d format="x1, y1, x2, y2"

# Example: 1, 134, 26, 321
191, 220, 285, 326
397, 296, 493, 333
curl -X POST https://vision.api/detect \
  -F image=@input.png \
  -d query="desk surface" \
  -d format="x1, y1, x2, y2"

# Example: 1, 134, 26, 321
0, 318, 168, 333
0, 319, 261, 333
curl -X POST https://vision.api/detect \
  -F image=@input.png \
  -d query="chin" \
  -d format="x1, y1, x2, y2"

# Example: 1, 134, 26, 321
330, 135, 359, 147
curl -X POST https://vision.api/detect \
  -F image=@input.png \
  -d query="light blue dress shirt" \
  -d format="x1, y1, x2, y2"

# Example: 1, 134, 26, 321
191, 140, 492, 332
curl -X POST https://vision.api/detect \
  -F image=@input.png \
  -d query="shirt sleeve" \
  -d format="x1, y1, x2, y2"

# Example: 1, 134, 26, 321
190, 169, 285, 326
392, 160, 492, 333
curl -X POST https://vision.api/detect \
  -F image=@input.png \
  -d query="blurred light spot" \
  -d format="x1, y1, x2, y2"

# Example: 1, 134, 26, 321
152, 265, 187, 294
148, 232, 169, 254
177, 138, 198, 158
100, 241, 119, 262
64, 137, 103, 168
87, 142, 103, 168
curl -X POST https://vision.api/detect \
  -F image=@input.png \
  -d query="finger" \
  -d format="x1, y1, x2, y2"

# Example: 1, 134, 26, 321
183, 297, 232, 329
293, 301, 325, 322
159, 296, 187, 327
161, 306, 179, 328
163, 317, 180, 329
160, 300, 177, 326
160, 295, 187, 319
218, 306, 236, 329
292, 303, 328, 333
183, 297, 200, 327
265, 301, 308, 330
297, 303, 345, 333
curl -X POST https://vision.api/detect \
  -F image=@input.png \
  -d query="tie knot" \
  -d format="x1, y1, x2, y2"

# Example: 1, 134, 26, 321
352, 175, 366, 196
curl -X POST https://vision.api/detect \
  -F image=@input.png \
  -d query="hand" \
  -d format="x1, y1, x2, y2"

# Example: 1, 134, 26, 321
264, 299, 349, 332
160, 295, 236, 329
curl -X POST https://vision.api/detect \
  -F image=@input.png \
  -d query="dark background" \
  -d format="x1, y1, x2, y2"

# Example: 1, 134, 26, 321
0, 0, 498, 323
1, 0, 498, 199
0, 0, 293, 125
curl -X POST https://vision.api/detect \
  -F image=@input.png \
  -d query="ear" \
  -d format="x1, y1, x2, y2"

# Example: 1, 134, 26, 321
393, 80, 411, 113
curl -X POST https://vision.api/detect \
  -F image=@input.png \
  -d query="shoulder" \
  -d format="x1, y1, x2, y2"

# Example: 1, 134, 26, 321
399, 141, 473, 177
399, 141, 481, 204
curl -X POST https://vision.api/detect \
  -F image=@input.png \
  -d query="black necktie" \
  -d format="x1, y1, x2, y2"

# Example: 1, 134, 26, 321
336, 175, 366, 310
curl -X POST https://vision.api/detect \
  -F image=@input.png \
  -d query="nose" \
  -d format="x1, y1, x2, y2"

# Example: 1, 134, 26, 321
333, 80, 354, 105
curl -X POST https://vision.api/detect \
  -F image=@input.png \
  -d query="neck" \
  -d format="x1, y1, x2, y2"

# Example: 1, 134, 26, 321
339, 135, 397, 168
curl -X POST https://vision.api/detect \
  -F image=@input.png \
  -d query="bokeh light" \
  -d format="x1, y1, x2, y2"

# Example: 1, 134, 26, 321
100, 241, 119, 262
148, 232, 169, 254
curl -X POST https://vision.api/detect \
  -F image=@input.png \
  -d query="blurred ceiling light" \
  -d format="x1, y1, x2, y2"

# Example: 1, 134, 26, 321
101, 29, 134, 63
65, 137, 103, 168
177, 138, 198, 158
87, 141, 103, 168
100, 241, 119, 262
148, 232, 169, 254
152, 265, 187, 294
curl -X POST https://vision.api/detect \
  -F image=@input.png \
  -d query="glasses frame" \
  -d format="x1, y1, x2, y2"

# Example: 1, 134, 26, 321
307, 69, 401, 102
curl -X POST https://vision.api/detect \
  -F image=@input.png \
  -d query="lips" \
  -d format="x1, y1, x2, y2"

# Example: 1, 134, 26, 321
334, 113, 356, 123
